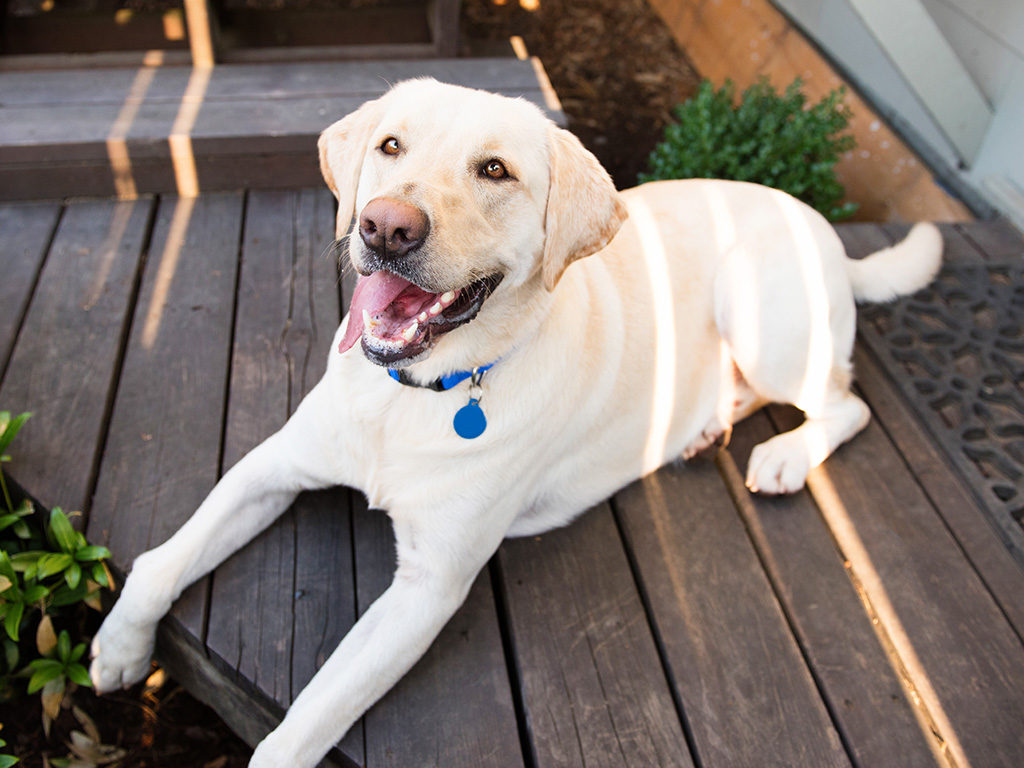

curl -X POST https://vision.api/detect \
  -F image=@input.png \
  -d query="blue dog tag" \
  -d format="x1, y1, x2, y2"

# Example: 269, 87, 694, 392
454, 398, 487, 439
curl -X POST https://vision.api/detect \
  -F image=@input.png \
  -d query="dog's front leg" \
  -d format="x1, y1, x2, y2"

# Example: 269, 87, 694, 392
249, 503, 511, 768
90, 382, 345, 693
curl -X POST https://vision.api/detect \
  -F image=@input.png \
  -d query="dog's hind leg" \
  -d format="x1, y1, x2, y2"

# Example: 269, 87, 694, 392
713, 215, 870, 494
744, 383, 870, 494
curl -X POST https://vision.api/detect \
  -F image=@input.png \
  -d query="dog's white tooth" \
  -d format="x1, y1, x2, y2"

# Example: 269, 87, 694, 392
401, 320, 418, 342
429, 302, 443, 316
418, 311, 428, 323
362, 309, 374, 329
440, 291, 456, 305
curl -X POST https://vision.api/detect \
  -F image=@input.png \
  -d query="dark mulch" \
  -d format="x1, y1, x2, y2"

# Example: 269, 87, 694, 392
1, 666, 250, 768
1, 3, 700, 766
462, 0, 701, 189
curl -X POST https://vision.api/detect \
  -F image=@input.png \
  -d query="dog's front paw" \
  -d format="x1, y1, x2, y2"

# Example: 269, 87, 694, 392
89, 608, 157, 693
745, 433, 810, 495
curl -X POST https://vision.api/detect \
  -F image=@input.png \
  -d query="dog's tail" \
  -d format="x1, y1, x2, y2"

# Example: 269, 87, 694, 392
845, 222, 943, 304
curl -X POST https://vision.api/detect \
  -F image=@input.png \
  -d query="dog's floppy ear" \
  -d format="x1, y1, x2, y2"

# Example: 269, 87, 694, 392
318, 98, 384, 235
542, 126, 628, 291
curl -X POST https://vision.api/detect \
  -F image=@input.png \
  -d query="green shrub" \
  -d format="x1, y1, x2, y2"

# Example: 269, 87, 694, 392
0, 411, 112, 741
640, 78, 858, 221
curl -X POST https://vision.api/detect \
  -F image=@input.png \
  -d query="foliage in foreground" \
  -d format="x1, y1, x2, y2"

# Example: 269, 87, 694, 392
0, 410, 114, 759
640, 78, 859, 221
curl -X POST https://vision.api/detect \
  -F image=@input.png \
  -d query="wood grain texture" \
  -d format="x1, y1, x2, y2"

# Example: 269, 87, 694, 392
955, 219, 1024, 260
0, 201, 61, 374
202, 188, 363, 762
841, 223, 1024, 638
770, 402, 1024, 767
88, 192, 244, 641
0, 198, 151, 512
0, 59, 544, 107
354, 499, 525, 768
852, 343, 1024, 641
499, 503, 694, 768
614, 460, 851, 768
721, 414, 939, 767
0, 59, 564, 199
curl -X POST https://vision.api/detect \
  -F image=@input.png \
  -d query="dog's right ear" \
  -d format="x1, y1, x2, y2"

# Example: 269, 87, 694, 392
318, 98, 384, 236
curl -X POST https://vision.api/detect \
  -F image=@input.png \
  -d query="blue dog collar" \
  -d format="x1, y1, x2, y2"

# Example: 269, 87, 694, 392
387, 362, 495, 392
388, 363, 496, 439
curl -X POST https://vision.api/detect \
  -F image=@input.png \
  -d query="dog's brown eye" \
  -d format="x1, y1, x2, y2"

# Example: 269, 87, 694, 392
483, 159, 508, 180
380, 137, 401, 156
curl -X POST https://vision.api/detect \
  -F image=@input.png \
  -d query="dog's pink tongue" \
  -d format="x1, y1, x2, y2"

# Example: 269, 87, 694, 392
338, 272, 415, 354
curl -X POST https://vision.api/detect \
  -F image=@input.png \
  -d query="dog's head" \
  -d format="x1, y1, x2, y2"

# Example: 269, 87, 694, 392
320, 78, 627, 368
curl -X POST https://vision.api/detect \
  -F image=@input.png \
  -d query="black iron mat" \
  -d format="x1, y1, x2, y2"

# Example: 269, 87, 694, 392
857, 255, 1024, 563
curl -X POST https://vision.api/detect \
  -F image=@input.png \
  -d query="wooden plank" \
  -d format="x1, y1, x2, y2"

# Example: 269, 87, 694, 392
955, 219, 1023, 261
88, 192, 244, 643
614, 461, 851, 768
852, 343, 1024, 640
0, 198, 151, 512
0, 51, 194, 72
202, 189, 364, 762
0, 201, 61, 373
843, 219, 1024, 569
281, 187, 351, 697
498, 504, 694, 768
428, 0, 462, 57
720, 414, 940, 767
769, 401, 1024, 767
0, 59, 545, 107
354, 498, 525, 768
0, 150, 323, 203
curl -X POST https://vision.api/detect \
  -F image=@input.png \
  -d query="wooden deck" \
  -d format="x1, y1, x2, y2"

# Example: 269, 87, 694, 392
2, 192, 1023, 768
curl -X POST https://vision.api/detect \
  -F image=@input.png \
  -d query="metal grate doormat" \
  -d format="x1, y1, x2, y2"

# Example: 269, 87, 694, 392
857, 260, 1024, 562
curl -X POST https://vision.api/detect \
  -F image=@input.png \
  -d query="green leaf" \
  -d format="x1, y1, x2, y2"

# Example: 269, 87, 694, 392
3, 601, 22, 642
70, 642, 86, 664
74, 545, 111, 563
36, 553, 73, 580
3, 638, 19, 670
48, 582, 87, 608
27, 659, 63, 694
48, 509, 79, 554
57, 630, 71, 663
0, 412, 30, 457
66, 662, 92, 688
0, 754, 19, 768
91, 563, 110, 588
22, 584, 49, 604
0, 553, 15, 583
64, 562, 82, 590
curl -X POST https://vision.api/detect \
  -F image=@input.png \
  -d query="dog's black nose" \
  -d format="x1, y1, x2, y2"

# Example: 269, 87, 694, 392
359, 198, 429, 259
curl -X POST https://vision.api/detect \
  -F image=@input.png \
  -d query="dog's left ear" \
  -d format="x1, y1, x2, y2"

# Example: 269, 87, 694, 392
542, 126, 628, 291
318, 97, 384, 236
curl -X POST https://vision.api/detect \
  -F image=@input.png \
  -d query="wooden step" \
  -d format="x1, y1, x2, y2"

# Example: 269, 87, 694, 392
0, 58, 564, 201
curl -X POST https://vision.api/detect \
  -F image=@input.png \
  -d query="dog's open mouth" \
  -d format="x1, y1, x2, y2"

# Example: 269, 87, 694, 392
338, 271, 503, 366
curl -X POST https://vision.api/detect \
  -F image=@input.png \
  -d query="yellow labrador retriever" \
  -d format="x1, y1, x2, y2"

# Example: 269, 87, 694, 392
90, 79, 942, 767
